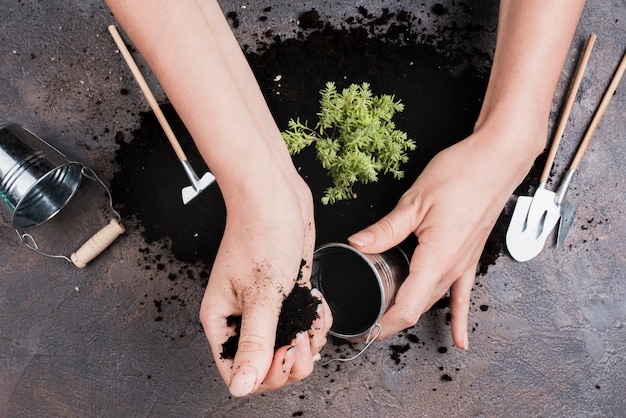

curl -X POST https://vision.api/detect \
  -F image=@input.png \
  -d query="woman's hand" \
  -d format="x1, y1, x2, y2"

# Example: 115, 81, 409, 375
347, 0, 585, 349
200, 172, 332, 397
348, 125, 540, 350
105, 0, 334, 396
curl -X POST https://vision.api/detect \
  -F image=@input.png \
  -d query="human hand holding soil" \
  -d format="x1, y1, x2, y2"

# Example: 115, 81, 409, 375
106, 0, 584, 393
199, 176, 332, 397
104, 0, 333, 397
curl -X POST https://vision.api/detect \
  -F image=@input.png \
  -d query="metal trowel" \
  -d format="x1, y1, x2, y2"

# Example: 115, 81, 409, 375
506, 191, 561, 262
507, 38, 626, 260
506, 34, 596, 262
553, 48, 626, 246
555, 171, 577, 247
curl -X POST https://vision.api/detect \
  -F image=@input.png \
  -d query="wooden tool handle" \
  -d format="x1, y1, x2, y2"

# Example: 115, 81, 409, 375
71, 219, 125, 268
569, 49, 626, 171
540, 34, 596, 183
108, 24, 187, 163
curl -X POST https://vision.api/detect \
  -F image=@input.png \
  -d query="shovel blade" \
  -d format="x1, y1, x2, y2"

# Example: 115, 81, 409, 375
506, 196, 545, 262
556, 200, 577, 247
506, 191, 561, 262
181, 172, 216, 205
525, 188, 558, 231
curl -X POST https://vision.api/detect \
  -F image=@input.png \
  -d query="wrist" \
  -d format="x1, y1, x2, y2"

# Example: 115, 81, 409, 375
468, 110, 548, 193
474, 102, 548, 161
208, 137, 310, 217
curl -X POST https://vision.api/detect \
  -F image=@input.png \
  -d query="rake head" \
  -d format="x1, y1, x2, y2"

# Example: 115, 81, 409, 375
181, 160, 216, 205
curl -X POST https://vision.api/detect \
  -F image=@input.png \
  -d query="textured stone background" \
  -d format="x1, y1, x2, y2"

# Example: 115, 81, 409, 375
0, 1, 624, 416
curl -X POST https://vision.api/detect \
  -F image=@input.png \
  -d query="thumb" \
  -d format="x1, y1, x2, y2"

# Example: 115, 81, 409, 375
348, 201, 418, 254
229, 302, 279, 397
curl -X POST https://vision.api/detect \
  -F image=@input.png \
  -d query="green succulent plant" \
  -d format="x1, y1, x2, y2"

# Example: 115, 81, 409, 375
282, 81, 416, 204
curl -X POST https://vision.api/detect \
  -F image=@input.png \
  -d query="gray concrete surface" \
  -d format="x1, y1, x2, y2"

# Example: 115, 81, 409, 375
1, 0, 624, 416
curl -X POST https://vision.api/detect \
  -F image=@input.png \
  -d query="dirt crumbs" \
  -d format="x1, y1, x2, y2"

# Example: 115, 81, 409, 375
110, 8, 505, 272
220, 284, 321, 359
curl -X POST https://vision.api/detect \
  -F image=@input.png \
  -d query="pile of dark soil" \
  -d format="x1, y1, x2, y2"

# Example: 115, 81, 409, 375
220, 283, 321, 359
111, 10, 504, 271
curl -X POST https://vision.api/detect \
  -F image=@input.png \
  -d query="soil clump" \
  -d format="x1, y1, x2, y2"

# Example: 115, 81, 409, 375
220, 283, 321, 359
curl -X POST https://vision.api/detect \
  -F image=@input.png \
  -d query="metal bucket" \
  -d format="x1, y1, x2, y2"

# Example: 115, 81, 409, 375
0, 123, 83, 231
0, 123, 124, 268
311, 242, 409, 340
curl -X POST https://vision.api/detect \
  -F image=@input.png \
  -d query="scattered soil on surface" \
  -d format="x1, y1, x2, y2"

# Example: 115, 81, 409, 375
389, 343, 410, 365
220, 284, 321, 359
109, 10, 550, 377
111, 11, 509, 271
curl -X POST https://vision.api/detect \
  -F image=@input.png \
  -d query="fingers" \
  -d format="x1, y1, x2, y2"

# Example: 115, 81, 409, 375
376, 281, 424, 340
308, 288, 332, 354
201, 274, 284, 397
256, 291, 332, 393
228, 313, 277, 396
205, 285, 332, 397
271, 290, 331, 383
377, 245, 477, 346
259, 332, 310, 392
286, 331, 315, 380
199, 285, 241, 383
449, 269, 475, 351
347, 196, 422, 254
375, 240, 444, 339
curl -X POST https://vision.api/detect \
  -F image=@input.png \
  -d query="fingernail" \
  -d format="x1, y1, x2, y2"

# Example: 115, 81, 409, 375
283, 345, 297, 369
310, 287, 323, 301
287, 345, 297, 357
348, 230, 374, 247
296, 331, 307, 344
462, 332, 469, 351
312, 353, 321, 362
229, 366, 257, 397
295, 331, 312, 358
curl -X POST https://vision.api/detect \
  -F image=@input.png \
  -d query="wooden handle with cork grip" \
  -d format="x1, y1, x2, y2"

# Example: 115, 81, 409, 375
71, 219, 125, 268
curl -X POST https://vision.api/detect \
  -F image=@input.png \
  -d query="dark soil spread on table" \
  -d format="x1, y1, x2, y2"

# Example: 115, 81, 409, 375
110, 8, 515, 274
110, 6, 549, 399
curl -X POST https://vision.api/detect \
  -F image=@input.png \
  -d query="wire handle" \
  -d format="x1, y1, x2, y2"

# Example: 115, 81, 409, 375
320, 323, 382, 366
17, 164, 124, 267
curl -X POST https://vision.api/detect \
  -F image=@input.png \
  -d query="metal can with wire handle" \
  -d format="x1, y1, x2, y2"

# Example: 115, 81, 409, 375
0, 123, 124, 268
311, 242, 409, 340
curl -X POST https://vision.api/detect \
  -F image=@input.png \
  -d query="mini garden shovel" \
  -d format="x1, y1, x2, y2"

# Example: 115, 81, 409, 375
506, 34, 595, 262
555, 49, 626, 247
507, 37, 626, 261
108, 25, 215, 204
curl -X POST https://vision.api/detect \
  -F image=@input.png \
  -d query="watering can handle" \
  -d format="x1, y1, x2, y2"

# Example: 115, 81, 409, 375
70, 219, 125, 268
